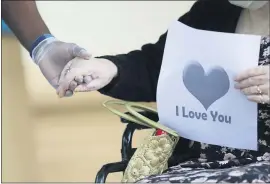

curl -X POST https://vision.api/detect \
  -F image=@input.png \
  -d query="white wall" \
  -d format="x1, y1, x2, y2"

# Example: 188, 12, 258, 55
4, 2, 196, 181
20, 1, 195, 106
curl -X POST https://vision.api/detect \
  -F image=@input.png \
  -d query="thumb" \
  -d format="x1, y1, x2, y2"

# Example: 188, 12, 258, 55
70, 43, 91, 59
74, 79, 104, 92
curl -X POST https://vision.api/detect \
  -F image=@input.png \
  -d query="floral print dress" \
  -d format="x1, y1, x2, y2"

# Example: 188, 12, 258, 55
138, 36, 270, 183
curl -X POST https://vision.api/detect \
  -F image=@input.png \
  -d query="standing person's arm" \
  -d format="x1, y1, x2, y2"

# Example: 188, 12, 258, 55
2, 1, 50, 51
2, 1, 91, 97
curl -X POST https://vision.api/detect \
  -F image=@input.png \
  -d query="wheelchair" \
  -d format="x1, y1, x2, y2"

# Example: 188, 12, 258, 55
94, 110, 158, 183
94, 106, 185, 183
94, 98, 192, 183
94, 100, 270, 183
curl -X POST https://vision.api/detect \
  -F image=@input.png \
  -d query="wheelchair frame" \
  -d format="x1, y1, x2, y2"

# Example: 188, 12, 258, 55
94, 111, 159, 183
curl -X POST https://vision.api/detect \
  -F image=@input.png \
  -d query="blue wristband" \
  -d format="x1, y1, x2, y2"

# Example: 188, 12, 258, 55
30, 34, 55, 58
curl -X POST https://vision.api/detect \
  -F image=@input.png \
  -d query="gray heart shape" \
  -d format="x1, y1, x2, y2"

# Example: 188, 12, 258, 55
183, 61, 230, 110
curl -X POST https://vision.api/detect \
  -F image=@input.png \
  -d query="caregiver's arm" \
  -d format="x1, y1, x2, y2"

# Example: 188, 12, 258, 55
2, 1, 50, 51
2, 1, 91, 97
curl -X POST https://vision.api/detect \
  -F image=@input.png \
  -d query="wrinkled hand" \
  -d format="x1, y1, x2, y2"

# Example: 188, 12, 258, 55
32, 37, 91, 97
56, 57, 118, 98
234, 65, 269, 104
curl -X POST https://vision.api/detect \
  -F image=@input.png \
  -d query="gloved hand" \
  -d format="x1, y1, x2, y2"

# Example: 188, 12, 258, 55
56, 57, 118, 98
234, 65, 269, 104
31, 36, 91, 97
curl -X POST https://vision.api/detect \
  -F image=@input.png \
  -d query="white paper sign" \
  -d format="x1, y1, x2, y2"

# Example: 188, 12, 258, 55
157, 21, 261, 150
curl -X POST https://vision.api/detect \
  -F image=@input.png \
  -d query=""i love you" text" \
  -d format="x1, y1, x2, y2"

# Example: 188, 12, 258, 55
176, 106, 231, 124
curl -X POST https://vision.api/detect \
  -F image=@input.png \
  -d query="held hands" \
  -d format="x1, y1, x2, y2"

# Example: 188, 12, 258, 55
56, 57, 118, 98
234, 65, 269, 104
32, 37, 91, 97
54, 49, 269, 104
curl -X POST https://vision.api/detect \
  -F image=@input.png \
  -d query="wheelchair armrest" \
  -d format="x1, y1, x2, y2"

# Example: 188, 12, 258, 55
95, 161, 128, 183
120, 111, 159, 130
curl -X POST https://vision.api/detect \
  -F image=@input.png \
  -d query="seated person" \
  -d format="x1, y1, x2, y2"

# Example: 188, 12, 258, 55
57, 0, 270, 182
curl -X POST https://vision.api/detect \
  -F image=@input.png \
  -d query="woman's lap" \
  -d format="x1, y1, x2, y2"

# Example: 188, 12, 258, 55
137, 161, 270, 183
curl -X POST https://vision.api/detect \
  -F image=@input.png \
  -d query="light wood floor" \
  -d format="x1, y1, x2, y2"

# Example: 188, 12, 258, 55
32, 111, 150, 182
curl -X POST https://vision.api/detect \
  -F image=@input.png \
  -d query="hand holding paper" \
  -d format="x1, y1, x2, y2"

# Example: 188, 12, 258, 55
157, 21, 261, 150
234, 65, 270, 104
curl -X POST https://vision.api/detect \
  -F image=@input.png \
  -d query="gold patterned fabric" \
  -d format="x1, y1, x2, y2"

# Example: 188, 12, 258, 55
101, 100, 180, 183
122, 131, 179, 182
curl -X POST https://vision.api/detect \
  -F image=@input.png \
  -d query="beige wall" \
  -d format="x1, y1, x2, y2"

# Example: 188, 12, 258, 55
2, 1, 194, 182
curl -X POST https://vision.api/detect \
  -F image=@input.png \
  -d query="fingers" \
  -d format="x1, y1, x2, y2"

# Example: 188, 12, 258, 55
234, 75, 268, 89
69, 43, 91, 59
58, 60, 74, 84
57, 69, 81, 98
75, 79, 104, 92
65, 90, 74, 97
234, 66, 267, 82
234, 66, 269, 104
69, 81, 78, 91
61, 81, 78, 97
57, 83, 69, 98
68, 75, 92, 92
74, 73, 94, 85
83, 75, 93, 83
58, 70, 93, 98
74, 76, 84, 84
57, 79, 79, 98
247, 95, 270, 104
240, 84, 269, 96
57, 74, 93, 97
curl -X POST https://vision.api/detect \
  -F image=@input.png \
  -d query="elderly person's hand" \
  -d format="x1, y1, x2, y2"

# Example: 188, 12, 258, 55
56, 57, 118, 98
32, 36, 91, 97
234, 65, 269, 104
